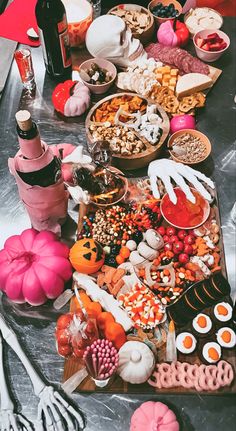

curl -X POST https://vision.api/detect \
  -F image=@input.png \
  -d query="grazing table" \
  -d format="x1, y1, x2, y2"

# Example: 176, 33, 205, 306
0, 16, 235, 431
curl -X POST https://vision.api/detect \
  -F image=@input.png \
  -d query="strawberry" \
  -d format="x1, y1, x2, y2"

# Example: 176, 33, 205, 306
202, 43, 210, 51
206, 32, 219, 40
209, 42, 227, 51
196, 37, 204, 48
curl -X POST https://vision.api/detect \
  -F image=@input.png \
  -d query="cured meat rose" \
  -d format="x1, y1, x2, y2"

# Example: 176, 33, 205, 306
146, 43, 209, 75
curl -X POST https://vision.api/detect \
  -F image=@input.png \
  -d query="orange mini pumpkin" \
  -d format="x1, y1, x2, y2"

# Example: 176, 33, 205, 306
69, 238, 105, 274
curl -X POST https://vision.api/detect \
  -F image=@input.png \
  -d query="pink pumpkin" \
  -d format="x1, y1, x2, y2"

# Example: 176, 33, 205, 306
50, 143, 76, 183
130, 401, 179, 431
0, 229, 72, 306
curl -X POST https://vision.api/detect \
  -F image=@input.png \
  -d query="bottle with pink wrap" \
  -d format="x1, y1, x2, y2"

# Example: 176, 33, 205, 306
8, 110, 68, 234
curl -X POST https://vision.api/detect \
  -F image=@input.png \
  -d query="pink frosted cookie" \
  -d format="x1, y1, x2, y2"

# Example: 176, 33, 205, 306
130, 401, 179, 431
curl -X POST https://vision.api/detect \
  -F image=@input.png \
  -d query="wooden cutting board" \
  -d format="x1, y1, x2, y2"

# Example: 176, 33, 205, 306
63, 183, 236, 395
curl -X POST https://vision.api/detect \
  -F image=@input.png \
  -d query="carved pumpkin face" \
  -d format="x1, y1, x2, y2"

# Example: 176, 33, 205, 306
69, 238, 105, 274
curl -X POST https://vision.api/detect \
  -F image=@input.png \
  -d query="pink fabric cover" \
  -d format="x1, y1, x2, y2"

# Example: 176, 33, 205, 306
8, 142, 68, 234
64, 82, 90, 117
0, 229, 72, 306
130, 401, 179, 431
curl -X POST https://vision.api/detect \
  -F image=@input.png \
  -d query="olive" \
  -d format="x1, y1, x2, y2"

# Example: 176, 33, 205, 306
99, 71, 106, 82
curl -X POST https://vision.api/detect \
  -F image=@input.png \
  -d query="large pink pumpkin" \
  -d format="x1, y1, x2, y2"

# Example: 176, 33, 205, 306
0, 229, 72, 306
130, 401, 179, 431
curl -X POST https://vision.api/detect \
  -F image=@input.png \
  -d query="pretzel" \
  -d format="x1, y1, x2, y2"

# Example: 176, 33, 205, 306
179, 95, 198, 113
162, 95, 179, 113
194, 92, 206, 108
148, 360, 234, 392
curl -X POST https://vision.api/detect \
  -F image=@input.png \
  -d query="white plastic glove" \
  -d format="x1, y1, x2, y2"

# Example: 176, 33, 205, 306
148, 159, 215, 204
62, 145, 94, 171
66, 185, 90, 205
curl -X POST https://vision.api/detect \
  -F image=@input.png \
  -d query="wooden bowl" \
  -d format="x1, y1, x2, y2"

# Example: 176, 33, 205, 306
108, 4, 155, 46
85, 92, 170, 170
148, 0, 182, 26
168, 129, 211, 165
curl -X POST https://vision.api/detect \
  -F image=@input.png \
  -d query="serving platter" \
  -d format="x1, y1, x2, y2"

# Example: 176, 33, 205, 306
85, 92, 170, 170
63, 180, 236, 395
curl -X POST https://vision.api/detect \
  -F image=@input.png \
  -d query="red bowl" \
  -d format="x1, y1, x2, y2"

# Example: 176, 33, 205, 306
160, 187, 210, 229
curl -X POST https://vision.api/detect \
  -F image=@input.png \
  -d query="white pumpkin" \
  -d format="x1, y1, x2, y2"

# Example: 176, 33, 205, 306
118, 341, 155, 384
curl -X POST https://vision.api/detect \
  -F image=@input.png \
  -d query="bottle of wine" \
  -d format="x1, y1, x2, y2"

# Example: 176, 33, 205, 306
35, 0, 72, 80
15, 110, 62, 187
8, 110, 68, 233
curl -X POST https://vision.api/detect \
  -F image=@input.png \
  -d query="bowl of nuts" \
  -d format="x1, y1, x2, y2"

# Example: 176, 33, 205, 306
79, 58, 117, 95
108, 4, 155, 46
168, 129, 211, 165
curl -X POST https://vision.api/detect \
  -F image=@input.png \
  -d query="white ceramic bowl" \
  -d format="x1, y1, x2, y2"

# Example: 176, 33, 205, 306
79, 58, 117, 95
193, 29, 230, 63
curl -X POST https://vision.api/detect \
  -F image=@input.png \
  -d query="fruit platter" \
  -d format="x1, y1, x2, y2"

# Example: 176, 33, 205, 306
61, 176, 236, 395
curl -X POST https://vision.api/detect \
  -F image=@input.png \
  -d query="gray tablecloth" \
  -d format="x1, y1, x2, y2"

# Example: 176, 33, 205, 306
0, 37, 17, 95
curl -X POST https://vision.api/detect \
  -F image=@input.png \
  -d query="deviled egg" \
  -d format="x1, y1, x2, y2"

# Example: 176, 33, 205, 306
192, 313, 213, 337
216, 327, 236, 349
176, 332, 197, 354
213, 302, 233, 324
202, 342, 221, 364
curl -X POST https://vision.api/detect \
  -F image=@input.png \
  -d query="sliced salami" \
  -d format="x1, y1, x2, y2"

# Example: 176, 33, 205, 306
145, 43, 210, 76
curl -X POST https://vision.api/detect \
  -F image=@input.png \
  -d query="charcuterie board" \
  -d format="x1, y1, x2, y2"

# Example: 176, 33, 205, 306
63, 180, 236, 395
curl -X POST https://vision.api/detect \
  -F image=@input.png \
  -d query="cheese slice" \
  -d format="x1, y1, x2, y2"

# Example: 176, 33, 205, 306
176, 73, 213, 98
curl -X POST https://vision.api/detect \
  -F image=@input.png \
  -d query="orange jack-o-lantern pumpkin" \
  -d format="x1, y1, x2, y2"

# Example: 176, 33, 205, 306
69, 238, 105, 274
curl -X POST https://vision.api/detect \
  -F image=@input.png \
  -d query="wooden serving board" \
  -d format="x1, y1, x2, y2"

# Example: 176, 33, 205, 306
207, 65, 222, 90
63, 182, 236, 395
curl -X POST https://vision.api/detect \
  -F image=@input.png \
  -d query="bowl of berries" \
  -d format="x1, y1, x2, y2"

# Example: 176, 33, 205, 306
193, 29, 230, 62
148, 0, 182, 25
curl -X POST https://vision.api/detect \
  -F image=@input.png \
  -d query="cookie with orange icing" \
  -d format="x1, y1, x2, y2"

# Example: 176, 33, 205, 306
192, 313, 214, 337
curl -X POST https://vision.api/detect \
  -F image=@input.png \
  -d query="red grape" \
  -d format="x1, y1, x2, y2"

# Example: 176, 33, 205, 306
163, 235, 170, 243
184, 244, 193, 255
169, 235, 179, 244
157, 226, 166, 236
178, 230, 187, 240
164, 242, 173, 251
184, 235, 195, 245
166, 227, 177, 237
178, 253, 189, 264
172, 241, 184, 254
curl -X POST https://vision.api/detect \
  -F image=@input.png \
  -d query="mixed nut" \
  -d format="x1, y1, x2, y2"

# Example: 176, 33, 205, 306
89, 123, 146, 156
170, 133, 208, 163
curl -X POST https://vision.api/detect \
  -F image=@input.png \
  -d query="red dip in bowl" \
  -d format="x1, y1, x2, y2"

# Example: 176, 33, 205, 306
161, 187, 210, 229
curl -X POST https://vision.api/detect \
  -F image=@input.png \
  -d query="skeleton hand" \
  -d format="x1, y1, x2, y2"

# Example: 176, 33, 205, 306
0, 410, 33, 431
0, 333, 33, 431
148, 159, 215, 204
35, 386, 84, 431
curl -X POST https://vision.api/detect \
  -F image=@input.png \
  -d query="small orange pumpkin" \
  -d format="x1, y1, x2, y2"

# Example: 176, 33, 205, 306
69, 238, 105, 274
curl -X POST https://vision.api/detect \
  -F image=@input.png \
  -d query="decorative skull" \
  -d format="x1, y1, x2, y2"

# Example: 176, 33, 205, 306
85, 15, 147, 68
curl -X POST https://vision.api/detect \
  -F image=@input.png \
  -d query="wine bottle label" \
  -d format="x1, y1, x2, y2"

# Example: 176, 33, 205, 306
38, 28, 49, 66
58, 14, 72, 69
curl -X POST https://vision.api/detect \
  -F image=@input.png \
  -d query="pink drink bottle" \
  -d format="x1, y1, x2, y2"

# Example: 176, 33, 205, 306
8, 110, 68, 234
